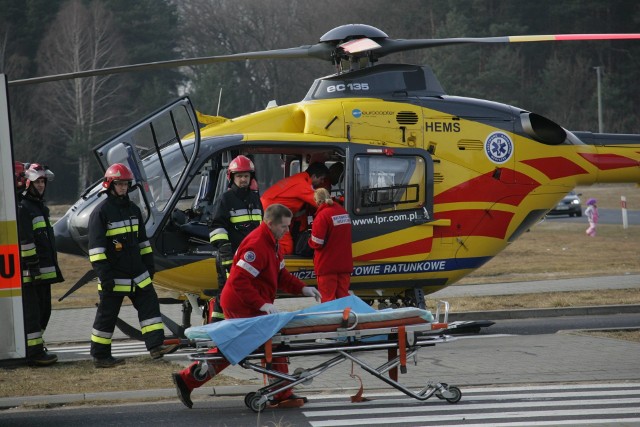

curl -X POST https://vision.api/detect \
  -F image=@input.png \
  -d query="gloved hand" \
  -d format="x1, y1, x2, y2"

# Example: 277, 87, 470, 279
218, 243, 234, 263
302, 286, 322, 302
260, 303, 279, 314
100, 279, 115, 292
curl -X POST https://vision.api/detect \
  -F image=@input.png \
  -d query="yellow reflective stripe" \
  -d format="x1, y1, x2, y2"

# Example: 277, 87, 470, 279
140, 246, 152, 255
211, 312, 225, 319
229, 215, 262, 223
210, 233, 229, 243
32, 221, 46, 230
113, 285, 132, 292
90, 253, 107, 262
141, 323, 164, 334
105, 225, 139, 236
38, 271, 58, 280
27, 337, 44, 347
23, 276, 32, 283
221, 259, 233, 266
21, 248, 37, 257
137, 277, 152, 289
91, 335, 112, 345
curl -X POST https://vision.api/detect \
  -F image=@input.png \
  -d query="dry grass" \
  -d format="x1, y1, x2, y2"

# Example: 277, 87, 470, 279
580, 330, 640, 342
434, 288, 640, 312
0, 357, 253, 398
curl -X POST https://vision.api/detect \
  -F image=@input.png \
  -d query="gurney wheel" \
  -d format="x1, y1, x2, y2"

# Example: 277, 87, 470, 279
245, 392, 267, 413
435, 383, 462, 404
443, 386, 462, 404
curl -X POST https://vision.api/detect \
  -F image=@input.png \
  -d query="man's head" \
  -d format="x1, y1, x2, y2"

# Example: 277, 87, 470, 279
305, 162, 330, 188
264, 204, 292, 240
25, 163, 54, 198
227, 155, 255, 189
103, 163, 133, 197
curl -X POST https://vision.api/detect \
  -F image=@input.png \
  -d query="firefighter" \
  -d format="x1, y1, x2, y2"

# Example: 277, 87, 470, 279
260, 162, 329, 255
14, 161, 27, 197
172, 204, 322, 409
308, 188, 353, 302
207, 155, 263, 322
88, 163, 178, 368
18, 163, 63, 366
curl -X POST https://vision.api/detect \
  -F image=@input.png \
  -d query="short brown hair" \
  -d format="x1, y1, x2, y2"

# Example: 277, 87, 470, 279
264, 203, 292, 224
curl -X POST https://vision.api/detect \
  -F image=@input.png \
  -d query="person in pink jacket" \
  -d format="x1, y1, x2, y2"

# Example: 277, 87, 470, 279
308, 188, 353, 302
585, 198, 599, 237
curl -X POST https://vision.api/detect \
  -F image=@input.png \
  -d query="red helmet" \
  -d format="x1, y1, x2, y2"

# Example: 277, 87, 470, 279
14, 161, 27, 191
25, 163, 55, 188
103, 163, 134, 189
227, 155, 255, 181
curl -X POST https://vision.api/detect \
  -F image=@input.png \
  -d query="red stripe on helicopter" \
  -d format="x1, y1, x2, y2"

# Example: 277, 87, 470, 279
353, 237, 433, 262
520, 157, 589, 179
578, 153, 640, 170
434, 169, 539, 206
434, 210, 514, 239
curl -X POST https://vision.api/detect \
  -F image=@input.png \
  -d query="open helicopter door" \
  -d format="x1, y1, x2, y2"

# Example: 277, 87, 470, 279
93, 97, 200, 237
347, 143, 448, 302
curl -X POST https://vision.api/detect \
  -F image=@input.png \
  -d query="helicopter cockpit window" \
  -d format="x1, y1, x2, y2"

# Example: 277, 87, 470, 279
354, 155, 425, 215
128, 185, 149, 223
141, 141, 195, 212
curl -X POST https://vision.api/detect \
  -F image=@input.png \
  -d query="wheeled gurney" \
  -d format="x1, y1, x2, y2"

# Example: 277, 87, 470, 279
180, 296, 462, 412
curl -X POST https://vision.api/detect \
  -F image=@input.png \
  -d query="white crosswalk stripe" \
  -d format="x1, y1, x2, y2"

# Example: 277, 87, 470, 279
301, 382, 640, 426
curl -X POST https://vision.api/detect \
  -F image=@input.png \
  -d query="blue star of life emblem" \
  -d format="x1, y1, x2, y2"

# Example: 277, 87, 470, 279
485, 131, 513, 164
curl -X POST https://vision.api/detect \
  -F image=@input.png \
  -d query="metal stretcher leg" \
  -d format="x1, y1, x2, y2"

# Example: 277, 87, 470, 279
339, 348, 462, 404
242, 355, 347, 412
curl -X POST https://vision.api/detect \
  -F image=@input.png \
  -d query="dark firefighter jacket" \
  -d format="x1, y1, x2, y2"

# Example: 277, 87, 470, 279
208, 184, 263, 250
88, 192, 154, 293
19, 193, 64, 285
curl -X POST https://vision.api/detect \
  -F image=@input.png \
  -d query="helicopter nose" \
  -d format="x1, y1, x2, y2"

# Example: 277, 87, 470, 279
53, 214, 86, 257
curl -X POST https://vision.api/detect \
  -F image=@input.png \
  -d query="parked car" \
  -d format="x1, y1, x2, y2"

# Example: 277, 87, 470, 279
548, 191, 582, 217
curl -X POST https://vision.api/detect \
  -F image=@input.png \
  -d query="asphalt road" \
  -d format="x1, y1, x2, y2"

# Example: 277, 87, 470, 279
4, 313, 640, 426
546, 207, 640, 225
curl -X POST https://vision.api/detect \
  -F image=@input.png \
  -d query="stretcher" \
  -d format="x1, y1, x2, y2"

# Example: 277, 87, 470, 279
179, 297, 461, 412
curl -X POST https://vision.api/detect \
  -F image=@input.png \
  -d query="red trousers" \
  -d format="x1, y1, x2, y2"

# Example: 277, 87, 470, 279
317, 273, 351, 303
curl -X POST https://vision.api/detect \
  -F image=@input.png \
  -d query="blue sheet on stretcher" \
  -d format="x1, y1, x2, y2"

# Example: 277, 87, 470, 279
185, 296, 377, 365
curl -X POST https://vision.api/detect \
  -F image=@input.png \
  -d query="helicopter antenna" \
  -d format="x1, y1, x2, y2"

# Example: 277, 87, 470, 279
216, 86, 222, 116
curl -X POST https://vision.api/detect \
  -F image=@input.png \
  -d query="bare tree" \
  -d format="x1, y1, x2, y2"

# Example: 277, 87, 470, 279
33, 0, 128, 193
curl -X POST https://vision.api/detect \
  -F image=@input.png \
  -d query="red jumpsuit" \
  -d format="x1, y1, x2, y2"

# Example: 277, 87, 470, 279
261, 172, 317, 254
176, 222, 306, 401
308, 202, 353, 302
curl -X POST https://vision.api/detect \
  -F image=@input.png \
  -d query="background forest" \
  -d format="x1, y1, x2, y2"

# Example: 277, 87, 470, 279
1, 0, 639, 202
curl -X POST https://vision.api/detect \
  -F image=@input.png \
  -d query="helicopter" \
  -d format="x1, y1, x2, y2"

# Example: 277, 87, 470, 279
10, 24, 640, 331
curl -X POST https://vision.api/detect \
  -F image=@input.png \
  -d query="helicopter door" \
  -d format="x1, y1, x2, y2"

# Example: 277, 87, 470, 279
348, 144, 437, 271
93, 97, 200, 237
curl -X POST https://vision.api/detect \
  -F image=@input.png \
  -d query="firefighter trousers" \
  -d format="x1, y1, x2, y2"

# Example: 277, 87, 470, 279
22, 283, 52, 358
90, 285, 165, 358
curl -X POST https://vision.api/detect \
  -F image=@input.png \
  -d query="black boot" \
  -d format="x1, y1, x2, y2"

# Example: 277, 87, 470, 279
93, 356, 126, 368
27, 351, 58, 367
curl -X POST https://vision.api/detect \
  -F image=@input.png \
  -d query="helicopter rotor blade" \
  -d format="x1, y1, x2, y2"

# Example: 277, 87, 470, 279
8, 44, 334, 87
8, 26, 640, 87
374, 33, 640, 57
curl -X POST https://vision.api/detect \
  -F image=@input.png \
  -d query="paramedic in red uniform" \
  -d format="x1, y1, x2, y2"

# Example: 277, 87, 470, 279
308, 188, 353, 302
172, 204, 321, 409
260, 162, 329, 255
